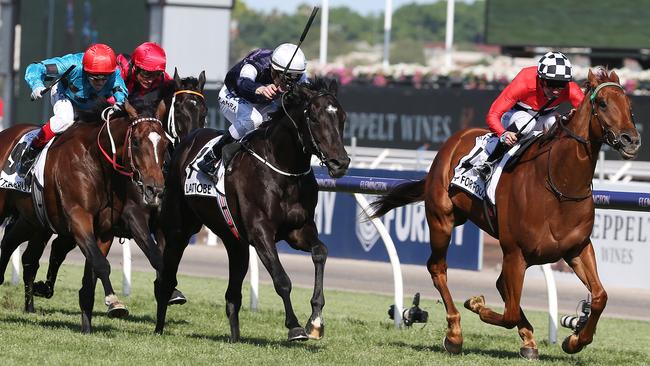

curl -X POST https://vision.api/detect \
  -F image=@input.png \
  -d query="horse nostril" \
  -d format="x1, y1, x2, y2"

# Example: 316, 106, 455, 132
621, 133, 633, 145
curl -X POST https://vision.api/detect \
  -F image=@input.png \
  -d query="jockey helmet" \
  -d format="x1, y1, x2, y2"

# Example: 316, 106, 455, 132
82, 44, 117, 74
537, 51, 572, 81
132, 42, 167, 72
271, 43, 306, 74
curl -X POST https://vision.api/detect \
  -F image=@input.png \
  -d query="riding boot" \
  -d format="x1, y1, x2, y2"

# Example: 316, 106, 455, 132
197, 130, 234, 179
476, 141, 508, 181
221, 140, 242, 171
17, 125, 53, 179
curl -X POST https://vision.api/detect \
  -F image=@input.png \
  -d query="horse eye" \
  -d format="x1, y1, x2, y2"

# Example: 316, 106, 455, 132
132, 139, 140, 148
598, 100, 607, 109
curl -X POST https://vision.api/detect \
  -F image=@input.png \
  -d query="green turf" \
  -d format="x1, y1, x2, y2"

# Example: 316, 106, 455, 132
1, 264, 649, 365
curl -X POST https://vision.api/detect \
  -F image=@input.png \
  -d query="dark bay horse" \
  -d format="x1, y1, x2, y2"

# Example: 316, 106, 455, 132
0, 101, 169, 332
25, 69, 208, 306
370, 67, 641, 359
0, 70, 206, 312
154, 78, 350, 342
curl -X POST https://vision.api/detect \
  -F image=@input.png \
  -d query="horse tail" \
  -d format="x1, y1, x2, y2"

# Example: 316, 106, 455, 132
369, 179, 425, 219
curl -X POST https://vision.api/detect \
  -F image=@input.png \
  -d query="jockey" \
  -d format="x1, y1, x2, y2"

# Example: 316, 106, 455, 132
19, 43, 127, 178
198, 43, 308, 178
116, 41, 173, 107
477, 51, 585, 178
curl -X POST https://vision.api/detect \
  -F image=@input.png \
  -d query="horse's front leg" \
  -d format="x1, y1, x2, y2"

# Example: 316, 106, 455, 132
563, 241, 607, 354
96, 235, 128, 319
464, 252, 527, 356
287, 222, 327, 340
252, 224, 307, 341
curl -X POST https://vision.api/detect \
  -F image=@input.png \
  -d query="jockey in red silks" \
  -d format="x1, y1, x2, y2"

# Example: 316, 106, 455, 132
476, 51, 585, 178
20, 43, 127, 178
116, 42, 173, 107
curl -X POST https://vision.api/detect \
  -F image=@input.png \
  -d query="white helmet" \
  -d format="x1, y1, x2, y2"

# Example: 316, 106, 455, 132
271, 43, 306, 74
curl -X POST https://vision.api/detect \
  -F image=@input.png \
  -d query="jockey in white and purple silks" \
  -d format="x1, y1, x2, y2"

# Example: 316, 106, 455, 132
198, 43, 308, 179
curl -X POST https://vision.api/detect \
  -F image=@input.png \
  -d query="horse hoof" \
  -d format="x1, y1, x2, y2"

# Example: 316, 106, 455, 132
288, 327, 309, 341
306, 321, 324, 340
443, 337, 462, 355
107, 303, 129, 319
33, 281, 54, 298
561, 335, 583, 354
167, 289, 187, 306
519, 347, 539, 360
463, 295, 485, 314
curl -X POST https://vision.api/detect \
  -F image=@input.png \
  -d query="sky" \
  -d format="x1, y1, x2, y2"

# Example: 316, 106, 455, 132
240, 0, 446, 15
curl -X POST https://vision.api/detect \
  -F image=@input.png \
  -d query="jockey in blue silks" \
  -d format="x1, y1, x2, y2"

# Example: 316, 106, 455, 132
18, 43, 127, 178
198, 43, 308, 179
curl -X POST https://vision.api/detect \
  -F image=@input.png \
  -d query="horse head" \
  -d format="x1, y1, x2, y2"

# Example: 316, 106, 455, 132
284, 78, 350, 178
168, 68, 208, 142
586, 67, 641, 159
123, 100, 170, 207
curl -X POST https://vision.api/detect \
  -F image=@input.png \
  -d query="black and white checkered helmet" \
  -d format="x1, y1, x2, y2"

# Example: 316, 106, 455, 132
537, 52, 572, 81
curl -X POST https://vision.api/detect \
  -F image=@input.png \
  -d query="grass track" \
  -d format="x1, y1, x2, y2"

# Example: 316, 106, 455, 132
1, 264, 649, 365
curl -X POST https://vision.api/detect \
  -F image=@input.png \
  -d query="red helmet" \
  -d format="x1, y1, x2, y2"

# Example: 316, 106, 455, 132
82, 44, 117, 74
132, 42, 166, 72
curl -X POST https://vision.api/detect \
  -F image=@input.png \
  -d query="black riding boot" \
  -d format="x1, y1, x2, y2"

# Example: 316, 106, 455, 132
17, 143, 44, 179
198, 131, 235, 179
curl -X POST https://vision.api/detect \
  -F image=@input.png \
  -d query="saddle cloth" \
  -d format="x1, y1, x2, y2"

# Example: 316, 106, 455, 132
0, 129, 53, 193
184, 136, 224, 197
450, 132, 540, 205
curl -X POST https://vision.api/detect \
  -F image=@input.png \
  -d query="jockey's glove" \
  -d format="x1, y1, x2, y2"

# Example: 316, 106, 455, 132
31, 86, 46, 101
111, 103, 123, 113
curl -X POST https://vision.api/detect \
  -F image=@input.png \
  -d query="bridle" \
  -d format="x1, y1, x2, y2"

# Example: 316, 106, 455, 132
97, 109, 164, 191
166, 89, 206, 145
546, 81, 627, 202
238, 90, 338, 177
281, 90, 334, 165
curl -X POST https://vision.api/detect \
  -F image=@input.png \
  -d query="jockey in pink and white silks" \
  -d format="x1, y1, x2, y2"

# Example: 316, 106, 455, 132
198, 43, 308, 179
475, 51, 585, 179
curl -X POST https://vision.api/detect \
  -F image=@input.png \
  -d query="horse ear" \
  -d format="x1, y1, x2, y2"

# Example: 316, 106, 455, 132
174, 67, 182, 89
587, 68, 598, 89
198, 70, 206, 92
609, 70, 620, 84
328, 78, 338, 95
155, 99, 167, 121
124, 100, 138, 119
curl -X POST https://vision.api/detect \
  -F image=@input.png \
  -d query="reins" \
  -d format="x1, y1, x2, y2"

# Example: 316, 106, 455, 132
544, 81, 626, 202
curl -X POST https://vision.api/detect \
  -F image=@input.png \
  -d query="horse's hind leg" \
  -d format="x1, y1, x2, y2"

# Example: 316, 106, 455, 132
0, 217, 32, 285
33, 235, 76, 299
222, 236, 249, 342
424, 196, 463, 354
21, 230, 52, 313
562, 241, 607, 354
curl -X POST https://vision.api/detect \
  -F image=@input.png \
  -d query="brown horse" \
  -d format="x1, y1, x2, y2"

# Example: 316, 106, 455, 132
370, 67, 641, 359
0, 101, 169, 332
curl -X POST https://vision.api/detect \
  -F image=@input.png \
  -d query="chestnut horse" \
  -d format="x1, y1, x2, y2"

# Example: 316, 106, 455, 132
154, 78, 350, 342
0, 101, 169, 332
370, 68, 641, 359
23, 70, 207, 307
